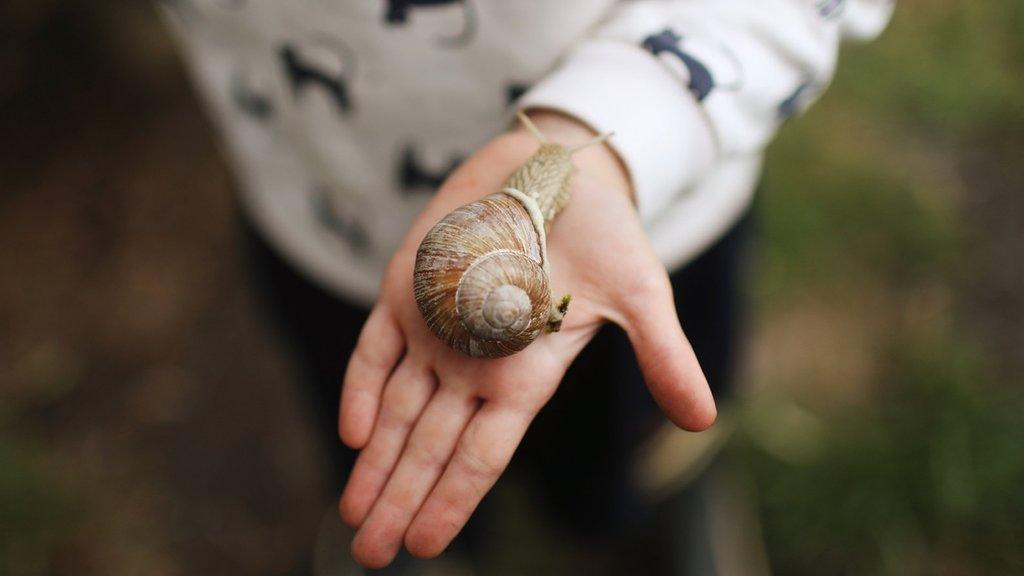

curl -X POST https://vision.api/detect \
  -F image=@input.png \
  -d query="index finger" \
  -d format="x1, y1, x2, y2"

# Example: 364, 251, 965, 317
339, 305, 405, 449
402, 404, 532, 558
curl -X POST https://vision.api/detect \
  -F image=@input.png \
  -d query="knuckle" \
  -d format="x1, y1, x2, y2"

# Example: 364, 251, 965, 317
352, 347, 383, 374
354, 338, 392, 373
342, 385, 375, 409
387, 483, 421, 512
633, 268, 671, 299
436, 487, 472, 526
356, 446, 392, 480
380, 381, 428, 424
406, 436, 447, 470
376, 404, 410, 433
458, 434, 502, 480
620, 270, 671, 317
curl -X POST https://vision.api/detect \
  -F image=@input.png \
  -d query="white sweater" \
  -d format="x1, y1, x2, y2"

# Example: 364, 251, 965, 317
162, 0, 893, 306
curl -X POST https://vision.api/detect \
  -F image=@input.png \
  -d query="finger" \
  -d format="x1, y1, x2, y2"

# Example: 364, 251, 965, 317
338, 359, 435, 528
403, 405, 531, 559
351, 390, 478, 569
339, 305, 405, 449
621, 274, 717, 432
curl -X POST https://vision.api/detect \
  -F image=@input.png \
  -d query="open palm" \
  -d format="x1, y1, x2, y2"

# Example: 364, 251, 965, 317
337, 112, 716, 568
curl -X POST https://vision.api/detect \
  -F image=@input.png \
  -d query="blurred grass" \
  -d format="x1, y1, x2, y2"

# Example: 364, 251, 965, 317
737, 336, 1024, 574
832, 0, 1024, 138
736, 1, 1024, 574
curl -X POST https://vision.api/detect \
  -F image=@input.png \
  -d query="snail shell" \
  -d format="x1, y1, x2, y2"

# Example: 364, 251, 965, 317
413, 113, 611, 358
414, 194, 551, 357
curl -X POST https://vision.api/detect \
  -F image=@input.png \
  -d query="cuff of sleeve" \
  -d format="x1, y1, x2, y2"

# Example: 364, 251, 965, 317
517, 39, 716, 222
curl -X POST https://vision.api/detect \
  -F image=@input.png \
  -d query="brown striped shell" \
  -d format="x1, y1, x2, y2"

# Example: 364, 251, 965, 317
411, 111, 612, 358
413, 193, 551, 358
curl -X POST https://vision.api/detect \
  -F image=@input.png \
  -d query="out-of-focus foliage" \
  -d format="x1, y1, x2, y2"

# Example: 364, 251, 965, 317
737, 338, 1024, 574
834, 0, 1024, 137
736, 0, 1024, 574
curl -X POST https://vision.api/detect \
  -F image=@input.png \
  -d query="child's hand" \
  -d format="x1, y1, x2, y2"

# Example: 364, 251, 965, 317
337, 111, 716, 569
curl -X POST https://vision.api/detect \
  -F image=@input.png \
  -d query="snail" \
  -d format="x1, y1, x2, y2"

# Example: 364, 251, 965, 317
413, 112, 613, 358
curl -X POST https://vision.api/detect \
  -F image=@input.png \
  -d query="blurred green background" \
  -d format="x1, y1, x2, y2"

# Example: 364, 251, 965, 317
738, 0, 1024, 573
2, 1, 1022, 574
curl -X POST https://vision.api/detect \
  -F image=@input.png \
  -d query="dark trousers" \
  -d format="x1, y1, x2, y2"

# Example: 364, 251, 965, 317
245, 213, 750, 543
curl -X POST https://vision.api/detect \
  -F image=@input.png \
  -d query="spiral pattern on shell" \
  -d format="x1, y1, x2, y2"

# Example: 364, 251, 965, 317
414, 193, 551, 358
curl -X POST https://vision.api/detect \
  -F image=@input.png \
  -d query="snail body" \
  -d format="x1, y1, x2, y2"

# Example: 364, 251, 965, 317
413, 112, 612, 358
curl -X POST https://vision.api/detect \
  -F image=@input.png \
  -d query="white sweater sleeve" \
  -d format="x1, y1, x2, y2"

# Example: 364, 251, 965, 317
517, 0, 894, 222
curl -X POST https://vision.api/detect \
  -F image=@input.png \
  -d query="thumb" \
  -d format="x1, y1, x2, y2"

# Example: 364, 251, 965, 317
619, 274, 717, 432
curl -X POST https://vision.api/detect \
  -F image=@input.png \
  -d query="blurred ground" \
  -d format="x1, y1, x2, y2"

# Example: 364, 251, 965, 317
2, 3, 330, 574
1, 1, 1022, 575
